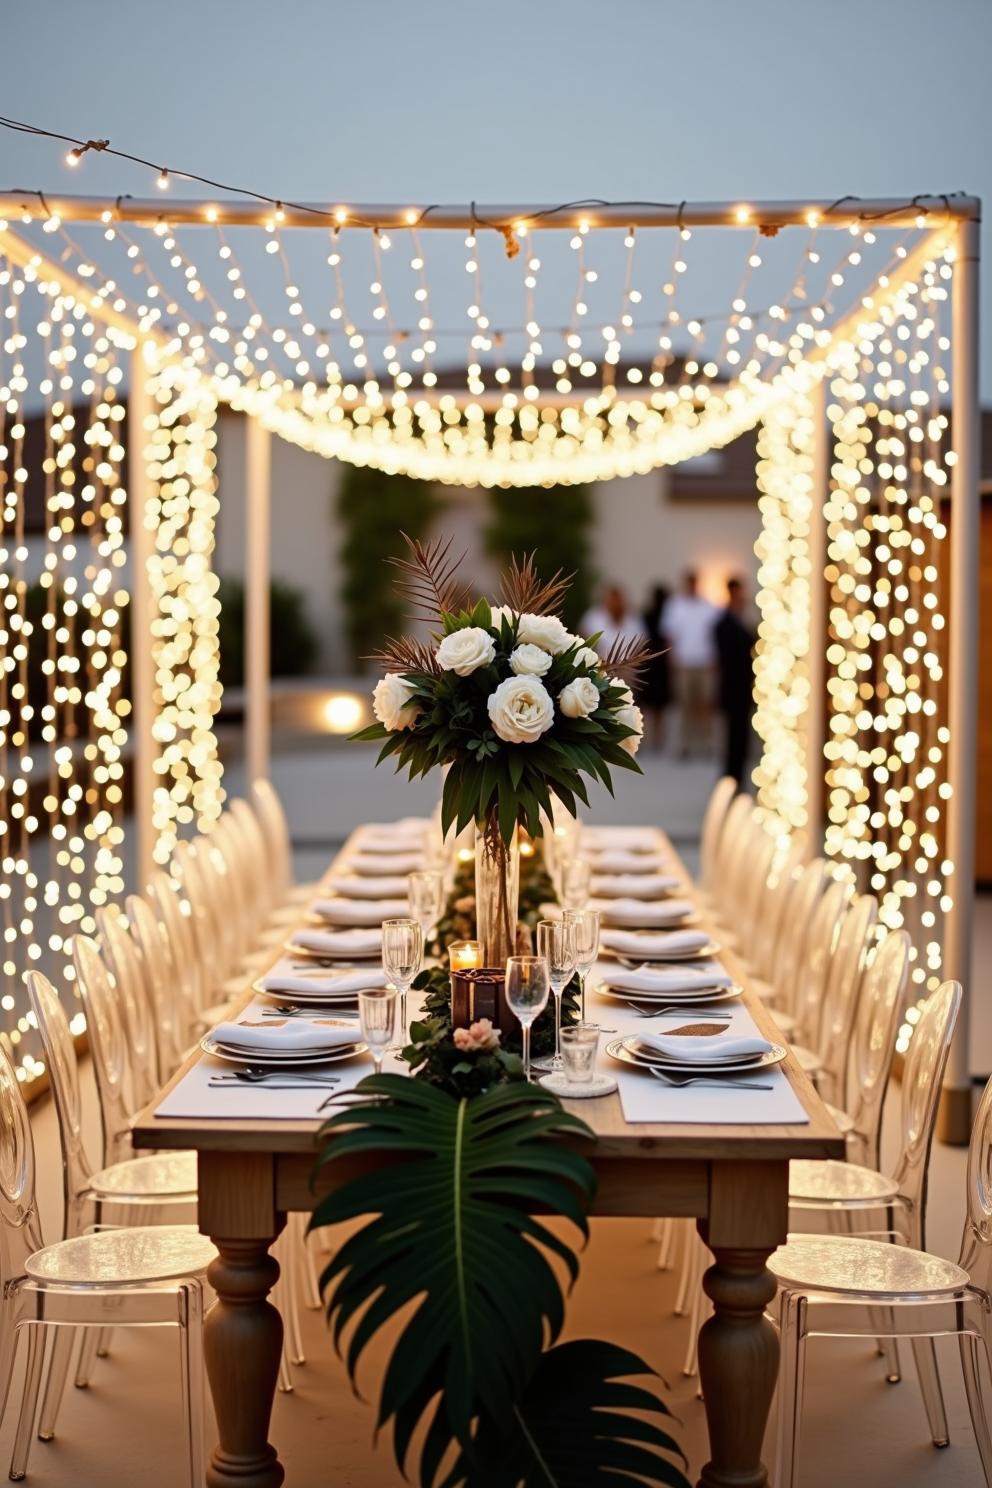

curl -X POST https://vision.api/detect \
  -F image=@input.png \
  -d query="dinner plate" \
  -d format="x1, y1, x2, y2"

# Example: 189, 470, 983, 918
595, 982, 742, 1007
284, 940, 382, 961
601, 906, 701, 929
201, 1034, 368, 1068
605, 1037, 788, 1075
252, 981, 365, 1006
600, 938, 722, 963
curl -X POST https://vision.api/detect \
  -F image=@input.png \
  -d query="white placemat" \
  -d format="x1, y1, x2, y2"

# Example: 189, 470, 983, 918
587, 963, 809, 1126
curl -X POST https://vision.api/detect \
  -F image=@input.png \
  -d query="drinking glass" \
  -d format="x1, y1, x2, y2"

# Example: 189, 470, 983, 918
382, 918, 423, 1043
563, 908, 600, 1023
560, 1023, 601, 1085
560, 856, 592, 911
358, 987, 397, 1078
408, 870, 444, 944
533, 918, 576, 1073
505, 954, 550, 1082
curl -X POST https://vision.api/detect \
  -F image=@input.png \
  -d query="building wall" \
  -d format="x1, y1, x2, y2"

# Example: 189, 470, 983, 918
213, 411, 762, 671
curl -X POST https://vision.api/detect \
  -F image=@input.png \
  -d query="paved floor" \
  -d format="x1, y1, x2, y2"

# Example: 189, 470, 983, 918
1, 742, 988, 1486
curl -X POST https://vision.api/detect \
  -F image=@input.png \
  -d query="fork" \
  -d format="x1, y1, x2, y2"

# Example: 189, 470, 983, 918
649, 1069, 773, 1091
211, 1068, 344, 1085
258, 1007, 360, 1018
621, 1002, 727, 1019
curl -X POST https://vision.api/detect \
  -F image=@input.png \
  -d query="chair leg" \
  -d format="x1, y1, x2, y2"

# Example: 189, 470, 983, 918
178, 1285, 206, 1488
282, 1234, 305, 1367
656, 1218, 676, 1272
301, 1222, 323, 1311
775, 1291, 807, 1488
682, 1241, 707, 1377
74, 1327, 99, 1389
910, 1336, 949, 1448
37, 1327, 74, 1440
95, 1327, 113, 1359
960, 1334, 992, 1485
673, 1223, 695, 1315
9, 1326, 45, 1481
867, 1305, 902, 1382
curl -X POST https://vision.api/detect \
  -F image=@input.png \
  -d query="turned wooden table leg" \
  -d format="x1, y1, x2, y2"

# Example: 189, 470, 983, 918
695, 1160, 788, 1488
198, 1152, 286, 1488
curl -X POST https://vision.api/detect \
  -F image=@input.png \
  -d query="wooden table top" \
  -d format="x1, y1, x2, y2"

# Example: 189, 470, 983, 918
133, 827, 845, 1164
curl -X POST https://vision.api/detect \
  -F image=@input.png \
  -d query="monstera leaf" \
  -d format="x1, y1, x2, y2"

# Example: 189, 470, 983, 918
312, 1076, 690, 1488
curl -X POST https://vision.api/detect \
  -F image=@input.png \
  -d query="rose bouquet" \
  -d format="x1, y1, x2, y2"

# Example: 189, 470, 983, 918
353, 537, 654, 961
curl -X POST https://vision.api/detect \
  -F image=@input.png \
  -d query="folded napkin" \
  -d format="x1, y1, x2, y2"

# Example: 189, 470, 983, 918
347, 852, 425, 876
290, 927, 382, 955
592, 897, 696, 928
591, 873, 681, 900
214, 1018, 360, 1054
635, 1031, 772, 1063
259, 965, 388, 996
604, 962, 733, 994
585, 850, 669, 874
325, 875, 411, 900
583, 826, 658, 851
601, 927, 712, 956
359, 818, 428, 848
309, 897, 408, 926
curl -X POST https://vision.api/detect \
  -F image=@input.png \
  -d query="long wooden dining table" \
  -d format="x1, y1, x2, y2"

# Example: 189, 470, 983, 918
133, 824, 844, 1488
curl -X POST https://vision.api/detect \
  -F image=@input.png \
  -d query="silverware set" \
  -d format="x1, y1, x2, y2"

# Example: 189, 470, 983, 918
620, 1001, 728, 1019
649, 1069, 773, 1091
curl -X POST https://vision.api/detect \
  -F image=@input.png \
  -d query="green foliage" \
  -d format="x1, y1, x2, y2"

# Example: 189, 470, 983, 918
336, 464, 442, 667
216, 576, 319, 689
484, 484, 596, 630
313, 1078, 689, 1488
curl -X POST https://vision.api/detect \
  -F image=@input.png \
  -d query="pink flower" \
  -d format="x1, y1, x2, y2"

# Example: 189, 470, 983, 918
452, 1019, 501, 1054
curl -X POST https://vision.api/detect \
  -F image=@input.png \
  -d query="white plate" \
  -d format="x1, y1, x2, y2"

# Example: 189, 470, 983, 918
601, 939, 721, 963
201, 1034, 368, 1068
595, 982, 741, 1007
253, 984, 364, 1006
601, 907, 701, 929
284, 940, 382, 961
606, 1037, 788, 1075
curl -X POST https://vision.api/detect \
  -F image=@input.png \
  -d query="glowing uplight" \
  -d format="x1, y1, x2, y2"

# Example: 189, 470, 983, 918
323, 693, 365, 733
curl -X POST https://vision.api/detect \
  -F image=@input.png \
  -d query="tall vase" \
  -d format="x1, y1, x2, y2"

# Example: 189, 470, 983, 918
474, 812, 520, 970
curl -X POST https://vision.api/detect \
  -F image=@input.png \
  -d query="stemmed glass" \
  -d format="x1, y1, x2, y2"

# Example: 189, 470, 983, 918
533, 918, 576, 1073
358, 987, 397, 1079
505, 955, 550, 1083
563, 908, 600, 1023
382, 918, 423, 1044
560, 856, 592, 911
408, 870, 444, 946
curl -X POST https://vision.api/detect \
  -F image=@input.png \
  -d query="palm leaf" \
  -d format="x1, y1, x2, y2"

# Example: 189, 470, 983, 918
601, 634, 665, 684
366, 634, 442, 675
446, 1341, 690, 1487
499, 552, 573, 617
387, 532, 470, 621
312, 1076, 597, 1470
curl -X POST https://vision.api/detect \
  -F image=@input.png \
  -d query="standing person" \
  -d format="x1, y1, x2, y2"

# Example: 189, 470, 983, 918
639, 584, 672, 751
661, 570, 718, 758
714, 576, 756, 787
580, 584, 648, 657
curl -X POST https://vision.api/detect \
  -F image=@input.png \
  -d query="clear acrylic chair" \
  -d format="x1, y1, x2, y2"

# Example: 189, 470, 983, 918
0, 1020, 213, 1484
749, 836, 807, 985
149, 868, 206, 1027
251, 777, 318, 907
753, 857, 827, 1031
697, 775, 738, 900
125, 892, 189, 1077
96, 904, 159, 1115
769, 984, 992, 1488
791, 892, 878, 1099
706, 792, 754, 931
825, 929, 910, 1169
788, 878, 855, 1053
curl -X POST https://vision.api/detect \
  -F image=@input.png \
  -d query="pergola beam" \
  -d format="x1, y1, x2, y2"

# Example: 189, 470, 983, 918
0, 192, 980, 231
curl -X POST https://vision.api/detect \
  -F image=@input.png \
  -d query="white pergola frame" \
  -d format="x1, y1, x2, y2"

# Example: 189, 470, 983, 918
0, 193, 980, 1135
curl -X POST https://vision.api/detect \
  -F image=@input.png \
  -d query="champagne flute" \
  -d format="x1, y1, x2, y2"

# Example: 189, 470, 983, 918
505, 955, 550, 1083
533, 918, 576, 1073
382, 918, 423, 1043
408, 870, 444, 946
358, 987, 397, 1079
560, 855, 592, 911
563, 908, 600, 1023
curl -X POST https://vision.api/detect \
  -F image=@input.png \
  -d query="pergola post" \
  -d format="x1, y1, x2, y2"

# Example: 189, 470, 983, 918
805, 380, 829, 856
245, 418, 272, 786
128, 349, 156, 892
939, 214, 981, 1144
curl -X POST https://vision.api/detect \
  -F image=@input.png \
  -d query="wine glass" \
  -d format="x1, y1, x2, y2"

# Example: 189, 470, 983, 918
563, 908, 600, 1023
560, 855, 592, 911
533, 918, 576, 1073
408, 870, 444, 946
358, 987, 397, 1079
382, 918, 423, 1043
505, 955, 550, 1082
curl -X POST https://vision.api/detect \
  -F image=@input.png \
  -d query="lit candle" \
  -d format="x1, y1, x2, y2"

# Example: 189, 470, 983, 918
449, 940, 482, 973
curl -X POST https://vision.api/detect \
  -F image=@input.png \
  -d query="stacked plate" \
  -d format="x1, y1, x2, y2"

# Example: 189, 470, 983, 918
287, 927, 383, 960
202, 1018, 367, 1069
606, 1033, 787, 1076
254, 963, 388, 1007
600, 928, 721, 962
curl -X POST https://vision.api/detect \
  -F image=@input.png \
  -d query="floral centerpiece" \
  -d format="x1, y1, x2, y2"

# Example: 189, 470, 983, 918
354, 536, 653, 964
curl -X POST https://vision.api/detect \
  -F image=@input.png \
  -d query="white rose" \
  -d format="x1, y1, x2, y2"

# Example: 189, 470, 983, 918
487, 675, 555, 744
558, 677, 601, 719
616, 702, 644, 755
437, 626, 496, 677
372, 673, 421, 731
516, 612, 571, 654
490, 605, 516, 630
575, 646, 602, 670
510, 643, 553, 677
609, 675, 635, 706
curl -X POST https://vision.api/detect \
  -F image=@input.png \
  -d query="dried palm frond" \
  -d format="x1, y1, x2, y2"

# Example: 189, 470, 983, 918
601, 634, 666, 684
365, 636, 442, 675
386, 533, 469, 621
499, 552, 573, 617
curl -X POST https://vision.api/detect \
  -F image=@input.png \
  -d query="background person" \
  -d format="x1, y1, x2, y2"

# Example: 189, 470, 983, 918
661, 571, 717, 758
639, 584, 672, 751
714, 575, 756, 786
581, 584, 648, 657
